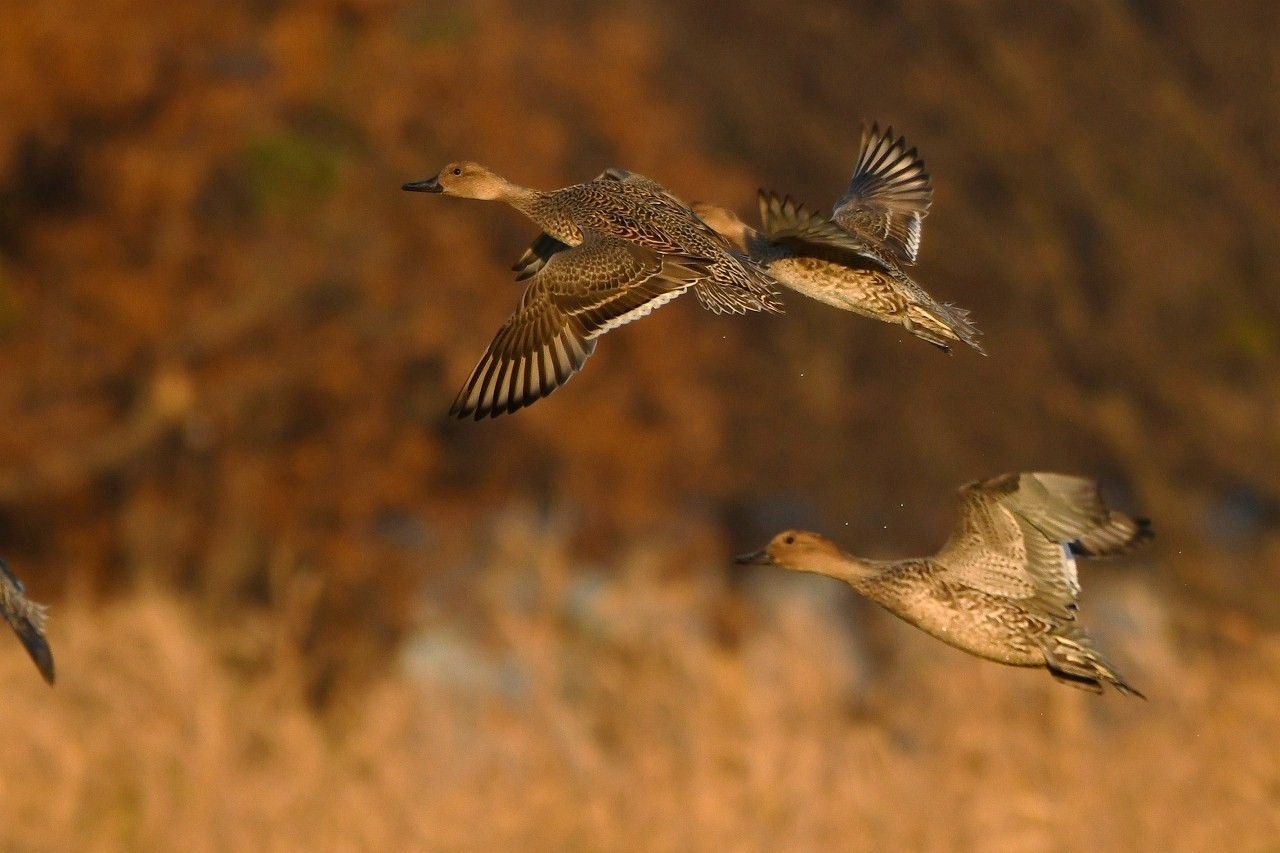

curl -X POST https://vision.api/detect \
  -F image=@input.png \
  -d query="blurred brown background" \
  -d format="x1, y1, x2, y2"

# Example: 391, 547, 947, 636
1, 0, 1278, 848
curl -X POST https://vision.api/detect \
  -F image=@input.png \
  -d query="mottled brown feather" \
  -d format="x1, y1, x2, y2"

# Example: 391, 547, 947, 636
698, 192, 983, 352
516, 170, 782, 316
451, 231, 708, 419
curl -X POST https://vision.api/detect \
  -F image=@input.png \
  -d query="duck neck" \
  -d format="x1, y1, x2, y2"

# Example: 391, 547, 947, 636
496, 180, 543, 215
794, 549, 882, 591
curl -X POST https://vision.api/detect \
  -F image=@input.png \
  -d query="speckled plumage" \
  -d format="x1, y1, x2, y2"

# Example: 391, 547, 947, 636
449, 231, 708, 419
694, 125, 983, 353
738, 472, 1151, 696
513, 170, 783, 316
0, 557, 55, 684
404, 162, 783, 418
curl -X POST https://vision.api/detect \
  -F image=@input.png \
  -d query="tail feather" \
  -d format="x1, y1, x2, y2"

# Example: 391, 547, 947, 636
694, 251, 785, 315
905, 301, 986, 355
1041, 629, 1144, 699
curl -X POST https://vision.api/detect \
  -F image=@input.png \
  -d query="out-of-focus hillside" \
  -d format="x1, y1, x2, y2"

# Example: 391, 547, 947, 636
0, 0, 1278, 846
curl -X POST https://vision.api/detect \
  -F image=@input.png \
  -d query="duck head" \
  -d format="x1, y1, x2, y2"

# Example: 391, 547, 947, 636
735, 529, 842, 570
403, 161, 511, 200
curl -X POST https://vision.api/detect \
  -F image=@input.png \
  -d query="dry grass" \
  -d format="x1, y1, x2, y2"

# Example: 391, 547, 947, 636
2, 518, 1277, 852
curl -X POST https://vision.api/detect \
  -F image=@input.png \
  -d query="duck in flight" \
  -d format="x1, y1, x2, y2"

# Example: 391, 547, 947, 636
695, 124, 983, 353
403, 164, 781, 419
737, 472, 1150, 696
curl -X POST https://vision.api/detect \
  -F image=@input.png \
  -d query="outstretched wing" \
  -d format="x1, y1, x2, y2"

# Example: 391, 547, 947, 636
933, 473, 1150, 619
453, 232, 708, 419
0, 558, 55, 684
757, 191, 893, 270
1011, 473, 1153, 557
934, 476, 1051, 608
831, 123, 933, 264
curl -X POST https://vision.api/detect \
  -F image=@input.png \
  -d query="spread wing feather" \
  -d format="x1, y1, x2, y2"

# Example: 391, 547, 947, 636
453, 231, 708, 419
934, 473, 1150, 619
832, 123, 933, 263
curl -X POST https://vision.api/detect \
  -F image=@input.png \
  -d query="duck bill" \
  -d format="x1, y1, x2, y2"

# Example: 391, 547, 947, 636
733, 548, 774, 566
402, 175, 443, 193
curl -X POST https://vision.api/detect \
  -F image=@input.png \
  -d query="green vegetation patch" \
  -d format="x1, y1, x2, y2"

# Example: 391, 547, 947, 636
1220, 309, 1279, 361
401, 6, 475, 46
242, 131, 344, 215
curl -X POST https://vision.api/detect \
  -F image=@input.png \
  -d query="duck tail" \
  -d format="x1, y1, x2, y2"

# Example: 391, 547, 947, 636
1041, 628, 1144, 699
905, 302, 986, 354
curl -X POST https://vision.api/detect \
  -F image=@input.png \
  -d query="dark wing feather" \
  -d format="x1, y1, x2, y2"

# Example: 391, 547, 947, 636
831, 123, 933, 263
1014, 473, 1153, 557
452, 232, 708, 420
758, 191, 893, 270
511, 232, 571, 282
0, 558, 55, 684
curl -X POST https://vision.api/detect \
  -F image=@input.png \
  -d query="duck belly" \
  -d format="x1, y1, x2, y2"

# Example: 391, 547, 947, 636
768, 257, 907, 322
883, 588, 1049, 667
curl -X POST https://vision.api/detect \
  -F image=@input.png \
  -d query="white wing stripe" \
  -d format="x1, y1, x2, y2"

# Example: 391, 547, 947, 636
585, 288, 688, 338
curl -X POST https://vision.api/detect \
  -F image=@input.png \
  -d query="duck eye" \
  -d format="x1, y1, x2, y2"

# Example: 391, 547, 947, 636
783, 535, 795, 545
452, 167, 462, 176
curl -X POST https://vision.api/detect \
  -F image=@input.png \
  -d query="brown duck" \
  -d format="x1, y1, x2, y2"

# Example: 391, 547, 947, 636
403, 163, 781, 419
695, 124, 983, 353
737, 473, 1150, 696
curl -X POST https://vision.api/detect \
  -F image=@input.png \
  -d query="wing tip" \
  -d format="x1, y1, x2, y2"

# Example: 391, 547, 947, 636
1070, 514, 1154, 557
1, 558, 56, 684
847, 121, 934, 213
21, 631, 56, 685
450, 325, 596, 422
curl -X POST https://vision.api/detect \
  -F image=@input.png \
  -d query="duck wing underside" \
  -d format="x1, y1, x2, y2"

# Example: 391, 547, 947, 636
934, 473, 1151, 620
934, 481, 1057, 612
453, 231, 708, 419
